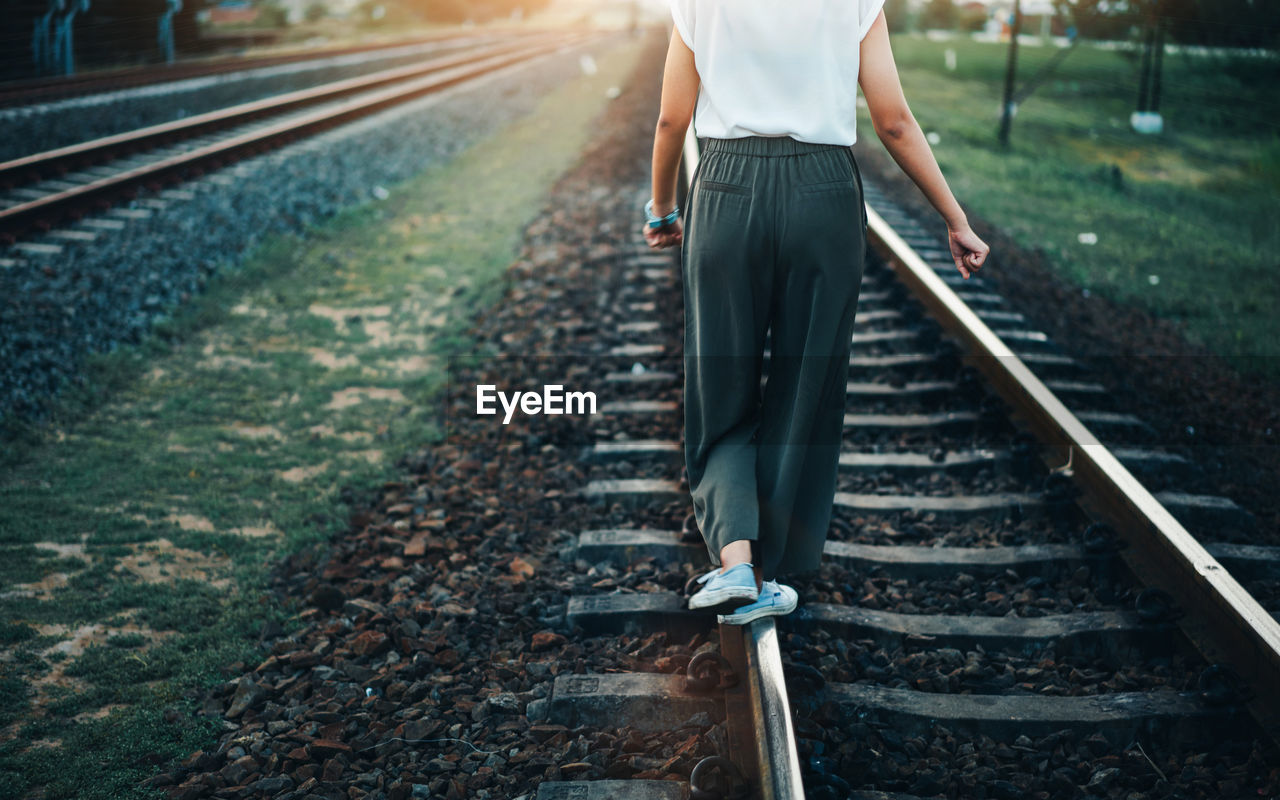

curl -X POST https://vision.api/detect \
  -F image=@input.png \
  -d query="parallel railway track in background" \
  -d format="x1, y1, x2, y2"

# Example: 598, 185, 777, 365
0, 27, 559, 109
530, 128, 1280, 799
0, 29, 593, 244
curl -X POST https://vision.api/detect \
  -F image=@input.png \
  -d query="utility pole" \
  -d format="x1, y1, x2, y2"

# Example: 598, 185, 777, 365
1150, 18, 1164, 115
997, 0, 1022, 148
1131, 11, 1164, 134
1135, 22, 1152, 110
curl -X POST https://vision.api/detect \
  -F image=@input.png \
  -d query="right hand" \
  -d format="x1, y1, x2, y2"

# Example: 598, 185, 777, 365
643, 218, 683, 250
947, 223, 989, 280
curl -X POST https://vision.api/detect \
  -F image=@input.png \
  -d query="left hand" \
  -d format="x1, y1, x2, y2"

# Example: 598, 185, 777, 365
946, 222, 989, 279
643, 219, 683, 249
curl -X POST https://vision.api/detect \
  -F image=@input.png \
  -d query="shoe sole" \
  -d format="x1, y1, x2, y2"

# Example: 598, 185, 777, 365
716, 592, 798, 625
688, 584, 759, 610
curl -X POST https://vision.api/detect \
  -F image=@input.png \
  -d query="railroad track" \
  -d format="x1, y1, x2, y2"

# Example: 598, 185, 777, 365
0, 29, 593, 244
0, 27, 557, 109
529, 130, 1280, 798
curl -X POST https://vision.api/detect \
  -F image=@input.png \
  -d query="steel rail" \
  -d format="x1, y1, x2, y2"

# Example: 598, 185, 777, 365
863, 202, 1280, 736
0, 33, 592, 238
0, 33, 567, 187
0, 26, 560, 108
681, 126, 808, 800
743, 620, 806, 799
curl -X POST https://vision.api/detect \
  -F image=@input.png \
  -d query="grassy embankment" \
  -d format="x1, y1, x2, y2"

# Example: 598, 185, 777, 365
861, 34, 1279, 375
0, 35, 644, 800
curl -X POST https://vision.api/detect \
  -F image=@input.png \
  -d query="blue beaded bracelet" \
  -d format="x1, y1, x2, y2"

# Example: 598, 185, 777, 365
644, 199, 680, 229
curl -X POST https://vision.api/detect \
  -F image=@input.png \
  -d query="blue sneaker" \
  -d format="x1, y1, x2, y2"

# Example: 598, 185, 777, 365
688, 562, 759, 610
716, 579, 798, 625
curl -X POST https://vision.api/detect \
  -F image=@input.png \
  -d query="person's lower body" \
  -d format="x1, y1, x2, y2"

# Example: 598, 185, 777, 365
681, 134, 867, 618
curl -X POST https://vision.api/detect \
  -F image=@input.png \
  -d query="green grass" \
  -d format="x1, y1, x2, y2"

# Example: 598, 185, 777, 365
0, 36, 644, 800
864, 34, 1280, 374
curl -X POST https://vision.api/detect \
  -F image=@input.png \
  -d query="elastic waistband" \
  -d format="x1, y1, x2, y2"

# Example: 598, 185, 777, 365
701, 135, 849, 157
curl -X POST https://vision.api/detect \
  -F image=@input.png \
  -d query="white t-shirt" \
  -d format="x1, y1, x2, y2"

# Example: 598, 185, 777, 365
669, 0, 886, 146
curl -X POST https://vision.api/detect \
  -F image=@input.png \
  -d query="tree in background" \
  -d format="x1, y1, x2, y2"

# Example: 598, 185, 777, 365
919, 0, 958, 31
957, 4, 987, 32
883, 0, 914, 33
1049, 0, 1130, 40
1159, 0, 1278, 48
256, 2, 289, 27
1051, 0, 1280, 48
302, 0, 329, 22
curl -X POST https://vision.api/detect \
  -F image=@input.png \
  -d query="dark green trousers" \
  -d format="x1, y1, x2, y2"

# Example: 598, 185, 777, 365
681, 135, 868, 581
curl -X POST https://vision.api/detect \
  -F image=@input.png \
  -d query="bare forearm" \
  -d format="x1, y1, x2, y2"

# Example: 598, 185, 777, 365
650, 120, 686, 215
876, 113, 967, 228
856, 11, 989, 274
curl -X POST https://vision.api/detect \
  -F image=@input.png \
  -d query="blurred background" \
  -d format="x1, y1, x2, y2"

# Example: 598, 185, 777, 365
6, 0, 1276, 81
1, 0, 638, 80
